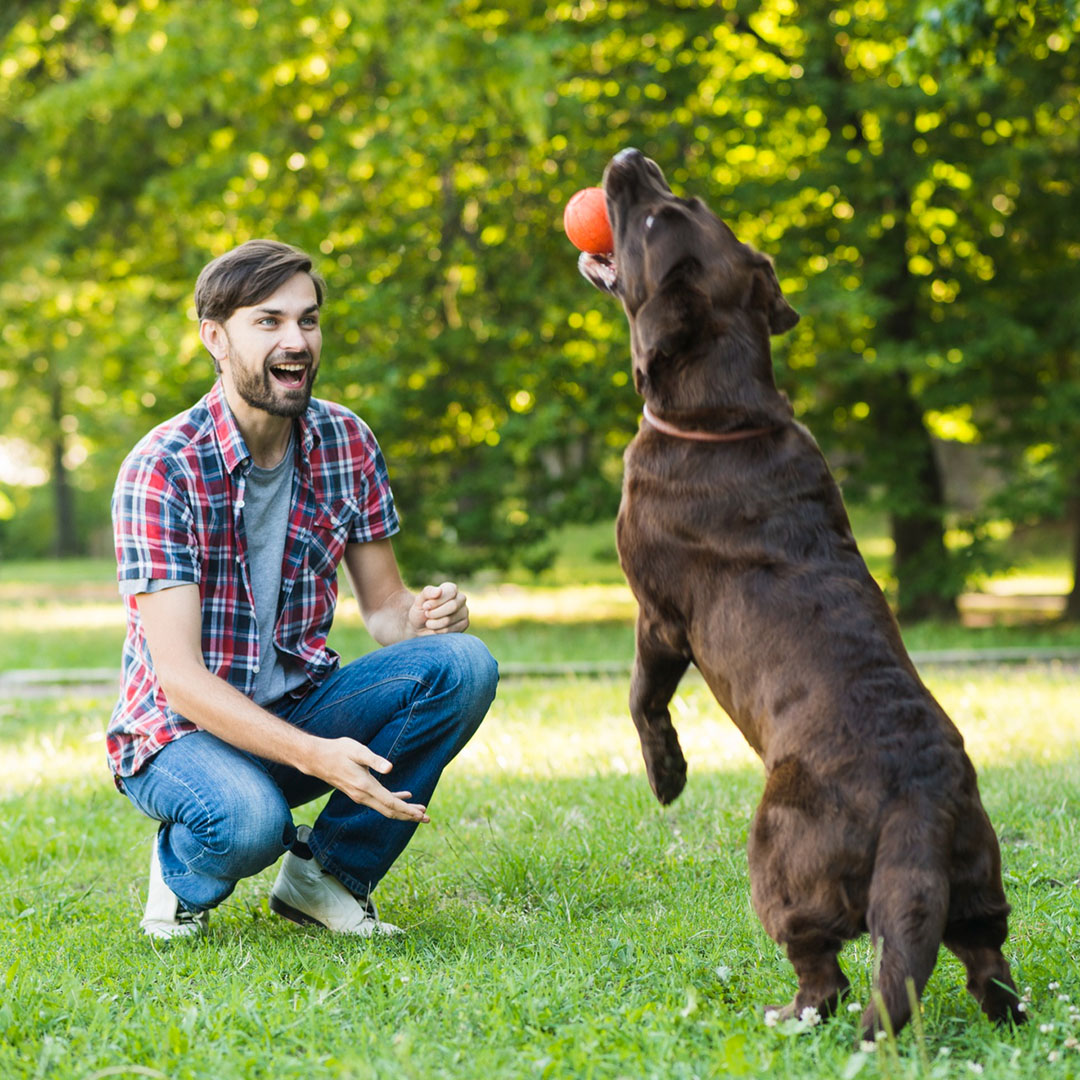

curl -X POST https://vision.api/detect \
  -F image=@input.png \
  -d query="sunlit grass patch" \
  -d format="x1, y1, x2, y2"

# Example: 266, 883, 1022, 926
2, 670, 1079, 1079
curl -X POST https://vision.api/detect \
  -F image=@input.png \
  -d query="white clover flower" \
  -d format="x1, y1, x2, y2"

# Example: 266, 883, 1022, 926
764, 1009, 780, 1028
876, 1030, 888, 1042
860, 1041, 877, 1053
1058, 994, 1071, 1002
1041, 1023, 1056, 1034
1018, 1002, 1028, 1013
1049, 1051, 1060, 1063
1049, 982, 1061, 991
847, 1002, 862, 1013
799, 1006, 821, 1026
1064, 1036, 1078, 1049
967, 1064, 984, 1075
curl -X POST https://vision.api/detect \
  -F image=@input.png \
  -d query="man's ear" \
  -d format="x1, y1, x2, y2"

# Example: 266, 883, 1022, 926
750, 255, 800, 335
199, 319, 228, 365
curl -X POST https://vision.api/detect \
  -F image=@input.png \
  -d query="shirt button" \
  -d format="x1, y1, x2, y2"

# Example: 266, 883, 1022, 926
237, 500, 245, 509
253, 665, 261, 673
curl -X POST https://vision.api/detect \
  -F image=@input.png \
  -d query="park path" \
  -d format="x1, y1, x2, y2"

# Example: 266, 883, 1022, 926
2, 649, 1079, 698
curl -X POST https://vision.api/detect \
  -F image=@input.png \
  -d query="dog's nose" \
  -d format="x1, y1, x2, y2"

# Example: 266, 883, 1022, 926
613, 147, 643, 166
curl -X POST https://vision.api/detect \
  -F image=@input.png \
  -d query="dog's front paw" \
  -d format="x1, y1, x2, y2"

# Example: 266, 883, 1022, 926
642, 732, 687, 805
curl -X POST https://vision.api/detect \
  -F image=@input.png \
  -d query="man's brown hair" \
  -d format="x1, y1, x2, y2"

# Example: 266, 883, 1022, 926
195, 239, 326, 325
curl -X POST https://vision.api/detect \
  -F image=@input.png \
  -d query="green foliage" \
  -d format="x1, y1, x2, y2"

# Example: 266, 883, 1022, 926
1, 0, 1077, 608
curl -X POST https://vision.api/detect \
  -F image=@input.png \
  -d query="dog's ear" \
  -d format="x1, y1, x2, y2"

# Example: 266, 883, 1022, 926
749, 255, 799, 335
636, 284, 716, 367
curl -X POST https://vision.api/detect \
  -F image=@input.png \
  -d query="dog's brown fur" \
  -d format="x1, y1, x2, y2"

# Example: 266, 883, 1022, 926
579, 149, 1024, 1043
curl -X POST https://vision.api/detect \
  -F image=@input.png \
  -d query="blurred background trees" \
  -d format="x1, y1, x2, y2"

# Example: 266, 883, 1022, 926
1, 0, 1076, 620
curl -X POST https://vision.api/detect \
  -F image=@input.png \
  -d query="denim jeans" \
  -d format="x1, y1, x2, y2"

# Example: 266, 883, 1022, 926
119, 634, 498, 912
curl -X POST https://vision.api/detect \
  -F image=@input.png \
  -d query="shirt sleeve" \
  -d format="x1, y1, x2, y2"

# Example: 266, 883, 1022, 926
113, 454, 201, 587
118, 578, 192, 597
348, 424, 400, 544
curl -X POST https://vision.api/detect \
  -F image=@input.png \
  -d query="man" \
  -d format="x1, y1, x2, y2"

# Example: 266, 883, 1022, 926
109, 239, 499, 940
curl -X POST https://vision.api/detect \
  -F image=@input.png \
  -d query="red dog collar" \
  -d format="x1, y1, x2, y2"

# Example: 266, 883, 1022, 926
642, 404, 779, 443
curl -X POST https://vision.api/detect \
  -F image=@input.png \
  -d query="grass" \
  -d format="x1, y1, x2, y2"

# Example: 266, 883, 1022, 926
1, 517, 1077, 1076
2, 668, 1079, 1079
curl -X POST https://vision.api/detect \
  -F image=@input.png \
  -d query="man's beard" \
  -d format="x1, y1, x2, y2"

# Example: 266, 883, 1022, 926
230, 349, 318, 419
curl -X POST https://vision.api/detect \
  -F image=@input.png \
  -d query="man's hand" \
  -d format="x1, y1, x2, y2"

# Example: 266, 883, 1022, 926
303, 737, 430, 822
408, 582, 470, 635
343, 541, 471, 645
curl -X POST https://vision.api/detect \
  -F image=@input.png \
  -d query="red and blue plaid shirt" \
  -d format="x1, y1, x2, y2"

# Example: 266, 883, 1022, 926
108, 379, 399, 780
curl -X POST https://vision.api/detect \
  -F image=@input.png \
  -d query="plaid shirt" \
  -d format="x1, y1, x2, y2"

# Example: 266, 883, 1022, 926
108, 379, 399, 780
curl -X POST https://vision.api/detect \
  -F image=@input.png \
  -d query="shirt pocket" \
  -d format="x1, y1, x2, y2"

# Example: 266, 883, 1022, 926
307, 498, 359, 578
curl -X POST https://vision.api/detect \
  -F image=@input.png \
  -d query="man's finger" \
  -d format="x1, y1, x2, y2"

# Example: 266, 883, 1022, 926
347, 742, 393, 773
377, 791, 429, 821
423, 597, 465, 620
352, 774, 428, 820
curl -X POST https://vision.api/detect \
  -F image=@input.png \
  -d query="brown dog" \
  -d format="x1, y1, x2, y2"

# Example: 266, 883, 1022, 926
579, 148, 1024, 1043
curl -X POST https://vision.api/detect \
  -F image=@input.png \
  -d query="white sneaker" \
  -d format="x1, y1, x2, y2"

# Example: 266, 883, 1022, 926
140, 835, 208, 940
269, 827, 402, 937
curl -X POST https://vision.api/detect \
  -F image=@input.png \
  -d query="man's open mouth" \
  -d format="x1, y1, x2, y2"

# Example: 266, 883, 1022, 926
269, 362, 309, 390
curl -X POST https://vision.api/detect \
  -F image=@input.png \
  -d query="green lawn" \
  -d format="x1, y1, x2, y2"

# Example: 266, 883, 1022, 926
2, 668, 1079, 1079
1, 521, 1078, 1076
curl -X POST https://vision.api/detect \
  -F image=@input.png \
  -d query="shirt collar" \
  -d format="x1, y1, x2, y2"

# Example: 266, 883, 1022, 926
206, 379, 321, 475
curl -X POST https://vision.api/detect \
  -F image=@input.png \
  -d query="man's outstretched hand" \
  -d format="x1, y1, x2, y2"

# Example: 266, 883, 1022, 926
408, 582, 469, 635
304, 736, 430, 822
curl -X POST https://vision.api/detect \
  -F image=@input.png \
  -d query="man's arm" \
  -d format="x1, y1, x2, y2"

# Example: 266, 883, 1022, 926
134, 584, 428, 822
342, 538, 469, 645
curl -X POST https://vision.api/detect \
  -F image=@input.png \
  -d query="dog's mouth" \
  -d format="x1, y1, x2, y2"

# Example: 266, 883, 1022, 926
577, 148, 675, 297
577, 250, 618, 294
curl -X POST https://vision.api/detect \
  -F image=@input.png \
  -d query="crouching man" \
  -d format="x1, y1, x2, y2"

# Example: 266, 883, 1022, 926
108, 239, 498, 939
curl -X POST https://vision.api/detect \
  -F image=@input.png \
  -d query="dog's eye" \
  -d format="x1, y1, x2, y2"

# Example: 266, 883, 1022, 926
644, 214, 655, 230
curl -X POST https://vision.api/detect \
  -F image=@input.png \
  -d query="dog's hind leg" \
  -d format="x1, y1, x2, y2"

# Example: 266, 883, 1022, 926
771, 934, 850, 1023
944, 914, 1025, 1027
629, 617, 690, 804
943, 809, 1026, 1027
857, 803, 950, 1044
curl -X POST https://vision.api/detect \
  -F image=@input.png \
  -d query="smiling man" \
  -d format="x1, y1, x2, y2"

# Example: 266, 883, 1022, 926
109, 239, 498, 940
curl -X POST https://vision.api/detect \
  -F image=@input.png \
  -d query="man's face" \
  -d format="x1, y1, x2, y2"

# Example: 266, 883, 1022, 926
211, 272, 323, 419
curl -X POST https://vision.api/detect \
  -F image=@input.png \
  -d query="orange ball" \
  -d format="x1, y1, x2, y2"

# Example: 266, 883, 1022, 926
563, 186, 613, 254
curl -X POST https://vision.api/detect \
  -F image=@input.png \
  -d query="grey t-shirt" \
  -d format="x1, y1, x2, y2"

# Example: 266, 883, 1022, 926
120, 430, 308, 706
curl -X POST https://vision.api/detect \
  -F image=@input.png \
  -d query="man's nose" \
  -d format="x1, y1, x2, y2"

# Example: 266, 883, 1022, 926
278, 322, 309, 351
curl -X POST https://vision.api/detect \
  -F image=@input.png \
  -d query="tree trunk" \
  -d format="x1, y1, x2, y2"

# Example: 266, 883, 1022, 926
815, 47, 958, 623
50, 381, 79, 557
1065, 470, 1080, 621
870, 371, 958, 622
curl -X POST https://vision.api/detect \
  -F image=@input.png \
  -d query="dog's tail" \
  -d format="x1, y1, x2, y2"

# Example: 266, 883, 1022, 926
857, 797, 951, 1044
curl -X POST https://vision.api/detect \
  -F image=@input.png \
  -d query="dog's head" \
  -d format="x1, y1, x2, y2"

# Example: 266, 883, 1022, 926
579, 149, 799, 393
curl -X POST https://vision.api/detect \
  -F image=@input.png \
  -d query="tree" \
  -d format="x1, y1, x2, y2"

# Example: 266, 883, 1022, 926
901, 0, 1080, 618
1, 0, 1075, 620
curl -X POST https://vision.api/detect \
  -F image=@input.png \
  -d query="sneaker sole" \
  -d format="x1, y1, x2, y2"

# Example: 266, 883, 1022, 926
269, 893, 327, 928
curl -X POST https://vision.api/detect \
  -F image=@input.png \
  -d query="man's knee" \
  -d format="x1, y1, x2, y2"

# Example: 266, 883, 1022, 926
197, 786, 292, 879
420, 634, 498, 747
439, 634, 498, 709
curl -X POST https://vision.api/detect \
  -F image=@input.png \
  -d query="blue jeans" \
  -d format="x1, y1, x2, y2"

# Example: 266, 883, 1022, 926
119, 635, 498, 912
